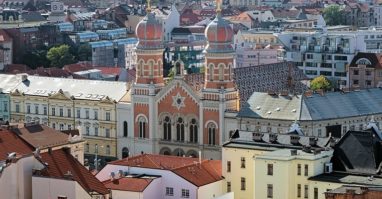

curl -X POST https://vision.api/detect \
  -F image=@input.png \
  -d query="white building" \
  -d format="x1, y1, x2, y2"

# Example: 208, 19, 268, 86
49, 0, 66, 23
229, 0, 258, 7
235, 44, 282, 68
246, 10, 275, 22
276, 29, 382, 86
96, 154, 228, 199
153, 4, 180, 42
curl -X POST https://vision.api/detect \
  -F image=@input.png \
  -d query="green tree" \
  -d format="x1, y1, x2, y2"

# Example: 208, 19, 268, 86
167, 67, 175, 80
47, 45, 75, 68
22, 50, 50, 69
310, 75, 332, 91
77, 44, 92, 61
323, 5, 345, 26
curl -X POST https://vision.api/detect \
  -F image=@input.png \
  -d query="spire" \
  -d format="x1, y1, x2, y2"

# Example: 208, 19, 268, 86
146, 0, 151, 13
216, 0, 222, 17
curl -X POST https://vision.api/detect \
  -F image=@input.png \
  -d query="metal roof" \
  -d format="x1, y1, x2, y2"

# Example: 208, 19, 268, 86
238, 88, 382, 121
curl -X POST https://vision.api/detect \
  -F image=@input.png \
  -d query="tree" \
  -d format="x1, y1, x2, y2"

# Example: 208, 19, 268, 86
310, 75, 332, 91
22, 50, 50, 69
47, 45, 75, 68
167, 67, 175, 80
323, 5, 345, 26
77, 44, 92, 61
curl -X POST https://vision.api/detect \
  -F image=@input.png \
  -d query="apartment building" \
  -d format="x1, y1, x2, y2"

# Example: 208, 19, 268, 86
348, 52, 382, 89
277, 29, 382, 87
222, 129, 332, 199
2, 74, 128, 166
235, 44, 282, 68
0, 29, 12, 71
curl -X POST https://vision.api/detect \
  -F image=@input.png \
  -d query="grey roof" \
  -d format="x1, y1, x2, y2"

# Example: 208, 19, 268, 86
0, 74, 22, 94
309, 172, 382, 186
2, 74, 127, 101
238, 88, 382, 121
223, 130, 331, 150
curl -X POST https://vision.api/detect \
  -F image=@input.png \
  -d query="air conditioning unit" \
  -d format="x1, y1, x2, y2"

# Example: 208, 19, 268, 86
324, 162, 333, 173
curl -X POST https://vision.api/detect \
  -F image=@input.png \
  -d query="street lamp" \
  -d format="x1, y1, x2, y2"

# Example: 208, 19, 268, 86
94, 144, 103, 171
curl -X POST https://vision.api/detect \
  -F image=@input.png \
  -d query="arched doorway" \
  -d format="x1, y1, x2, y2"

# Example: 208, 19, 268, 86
160, 147, 172, 156
186, 150, 198, 158
173, 148, 185, 157
122, 147, 129, 158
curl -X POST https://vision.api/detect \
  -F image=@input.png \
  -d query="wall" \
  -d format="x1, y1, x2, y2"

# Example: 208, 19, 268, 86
198, 181, 224, 199
112, 190, 142, 199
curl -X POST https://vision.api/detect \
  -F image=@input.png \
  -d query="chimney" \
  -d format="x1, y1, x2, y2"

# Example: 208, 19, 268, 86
252, 132, 264, 142
269, 133, 278, 143
309, 137, 317, 146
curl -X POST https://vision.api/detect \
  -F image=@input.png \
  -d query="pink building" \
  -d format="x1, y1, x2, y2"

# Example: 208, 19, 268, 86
235, 44, 283, 68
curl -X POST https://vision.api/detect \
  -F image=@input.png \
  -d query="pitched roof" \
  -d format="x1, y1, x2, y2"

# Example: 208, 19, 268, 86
349, 52, 382, 69
331, 129, 382, 176
172, 160, 222, 186
38, 148, 109, 195
110, 154, 200, 170
12, 124, 72, 149
110, 154, 222, 187
0, 129, 34, 161
103, 177, 155, 192
271, 9, 300, 19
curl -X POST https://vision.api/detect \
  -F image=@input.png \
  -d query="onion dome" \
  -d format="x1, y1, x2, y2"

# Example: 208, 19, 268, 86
136, 11, 162, 49
204, 5, 233, 53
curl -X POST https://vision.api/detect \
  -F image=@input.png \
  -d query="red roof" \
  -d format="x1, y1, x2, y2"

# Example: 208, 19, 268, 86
39, 149, 109, 195
110, 154, 200, 170
103, 177, 154, 192
93, 67, 121, 75
0, 129, 34, 161
110, 154, 222, 187
63, 63, 93, 73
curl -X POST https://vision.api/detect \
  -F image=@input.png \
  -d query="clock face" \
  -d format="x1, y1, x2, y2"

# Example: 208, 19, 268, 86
53, 5, 57, 10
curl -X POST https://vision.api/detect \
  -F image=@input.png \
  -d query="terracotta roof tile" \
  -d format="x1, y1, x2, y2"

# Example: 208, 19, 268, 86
39, 149, 109, 195
0, 129, 34, 161
103, 177, 154, 192
12, 124, 71, 149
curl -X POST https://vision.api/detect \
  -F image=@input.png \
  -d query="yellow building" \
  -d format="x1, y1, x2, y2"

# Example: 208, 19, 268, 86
7, 74, 128, 166
222, 128, 332, 199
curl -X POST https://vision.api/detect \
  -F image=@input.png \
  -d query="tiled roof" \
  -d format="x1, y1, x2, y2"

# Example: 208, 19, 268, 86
349, 52, 382, 69
3, 64, 31, 74
110, 154, 200, 170
271, 9, 300, 19
110, 154, 222, 187
39, 148, 109, 195
12, 124, 71, 149
93, 67, 121, 75
103, 177, 154, 192
172, 160, 222, 187
0, 129, 34, 161
63, 63, 93, 73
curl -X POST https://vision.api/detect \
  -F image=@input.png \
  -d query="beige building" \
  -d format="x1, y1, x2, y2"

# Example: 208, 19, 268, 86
222, 129, 331, 199
348, 52, 382, 89
3, 74, 128, 167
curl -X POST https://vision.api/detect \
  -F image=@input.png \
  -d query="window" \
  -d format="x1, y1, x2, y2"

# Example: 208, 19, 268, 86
219, 64, 224, 81
52, 123, 56, 129
59, 107, 63, 117
68, 125, 71, 130
304, 164, 309, 176
57, 196, 67, 199
209, 64, 214, 81
35, 105, 38, 114
353, 70, 359, 75
60, 124, 64, 130
181, 189, 190, 198
122, 147, 129, 158
297, 164, 301, 175
227, 181, 231, 192
15, 104, 20, 113
241, 157, 246, 168
314, 187, 318, 199
94, 110, 98, 120
208, 122, 216, 145
52, 107, 55, 116
85, 109, 89, 119
27, 104, 31, 114
123, 121, 128, 137
85, 126, 90, 135
67, 109, 71, 117
353, 80, 359, 85
227, 161, 231, 172
267, 184, 273, 198
138, 116, 146, 138
77, 109, 80, 118
366, 80, 372, 86
366, 70, 371, 76
165, 187, 174, 196
176, 117, 185, 142
297, 184, 301, 198
94, 127, 98, 136
43, 106, 47, 115
304, 185, 309, 198
106, 112, 111, 121
105, 129, 110, 138
85, 143, 89, 152
241, 177, 246, 190
189, 119, 198, 143
267, 164, 273, 176
106, 145, 110, 155
163, 116, 171, 140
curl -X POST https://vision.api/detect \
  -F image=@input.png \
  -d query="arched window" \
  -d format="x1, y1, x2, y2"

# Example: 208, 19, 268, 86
163, 116, 171, 140
85, 143, 89, 152
123, 121, 128, 137
209, 64, 214, 81
189, 119, 198, 143
149, 60, 154, 77
176, 117, 185, 142
122, 147, 129, 158
138, 60, 144, 77
175, 62, 181, 76
138, 116, 147, 138
219, 64, 224, 81
106, 145, 110, 155
95, 144, 98, 153
208, 123, 217, 145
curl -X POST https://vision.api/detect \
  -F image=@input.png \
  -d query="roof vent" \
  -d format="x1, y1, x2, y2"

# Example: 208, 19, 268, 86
267, 111, 272, 114
309, 137, 317, 146
256, 106, 261, 110
291, 109, 296, 113
324, 162, 333, 173
269, 133, 278, 143
276, 107, 281, 111
252, 132, 263, 142
290, 135, 300, 145
291, 149, 298, 156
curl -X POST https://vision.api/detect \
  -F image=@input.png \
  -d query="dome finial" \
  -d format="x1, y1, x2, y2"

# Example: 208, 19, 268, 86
146, 0, 152, 13
216, 0, 222, 14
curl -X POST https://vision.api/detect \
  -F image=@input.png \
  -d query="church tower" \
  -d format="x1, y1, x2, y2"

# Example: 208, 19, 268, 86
201, 0, 239, 148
